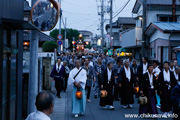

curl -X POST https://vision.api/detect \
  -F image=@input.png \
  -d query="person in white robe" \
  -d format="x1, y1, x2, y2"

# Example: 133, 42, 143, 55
68, 59, 87, 118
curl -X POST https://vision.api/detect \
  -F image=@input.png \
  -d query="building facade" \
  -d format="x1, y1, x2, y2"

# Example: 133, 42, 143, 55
121, 0, 180, 62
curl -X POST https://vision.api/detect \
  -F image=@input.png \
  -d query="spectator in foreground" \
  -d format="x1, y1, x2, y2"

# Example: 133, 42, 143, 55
26, 91, 55, 120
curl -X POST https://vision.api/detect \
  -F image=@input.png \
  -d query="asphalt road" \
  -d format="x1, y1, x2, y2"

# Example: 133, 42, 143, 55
66, 86, 173, 120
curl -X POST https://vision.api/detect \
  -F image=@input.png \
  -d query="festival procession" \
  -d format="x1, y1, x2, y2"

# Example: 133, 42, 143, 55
1, 0, 180, 120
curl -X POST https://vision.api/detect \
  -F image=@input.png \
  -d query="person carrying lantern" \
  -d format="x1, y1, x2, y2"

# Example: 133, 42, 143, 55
139, 64, 158, 116
68, 59, 87, 118
99, 61, 115, 110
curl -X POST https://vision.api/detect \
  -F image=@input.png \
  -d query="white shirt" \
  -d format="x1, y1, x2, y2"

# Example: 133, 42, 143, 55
26, 111, 51, 120
174, 71, 179, 80
56, 63, 62, 73
163, 70, 170, 82
89, 61, 94, 67
68, 67, 87, 89
143, 63, 148, 74
107, 68, 112, 81
169, 67, 175, 72
153, 66, 161, 77
148, 72, 154, 89
124, 66, 131, 81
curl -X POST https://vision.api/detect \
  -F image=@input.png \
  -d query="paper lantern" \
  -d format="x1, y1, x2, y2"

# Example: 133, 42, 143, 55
139, 95, 148, 105
76, 91, 82, 99
100, 90, 107, 98
134, 86, 139, 93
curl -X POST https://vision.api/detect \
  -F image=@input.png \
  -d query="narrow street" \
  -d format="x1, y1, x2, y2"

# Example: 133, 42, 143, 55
50, 85, 172, 120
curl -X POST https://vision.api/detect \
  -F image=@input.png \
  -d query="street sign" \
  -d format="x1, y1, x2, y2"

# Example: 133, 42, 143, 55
57, 34, 63, 40
106, 35, 110, 48
57, 40, 63, 46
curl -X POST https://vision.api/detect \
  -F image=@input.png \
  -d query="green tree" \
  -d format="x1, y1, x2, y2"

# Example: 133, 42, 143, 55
42, 41, 58, 52
49, 28, 80, 51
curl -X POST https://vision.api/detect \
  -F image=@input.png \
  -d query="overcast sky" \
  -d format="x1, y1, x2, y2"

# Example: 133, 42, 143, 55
28, 0, 136, 36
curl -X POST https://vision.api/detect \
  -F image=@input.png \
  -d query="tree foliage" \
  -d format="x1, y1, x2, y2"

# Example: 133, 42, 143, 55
50, 28, 80, 51
42, 41, 58, 52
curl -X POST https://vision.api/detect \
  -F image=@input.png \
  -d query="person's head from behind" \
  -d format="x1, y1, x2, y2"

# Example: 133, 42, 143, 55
35, 91, 55, 115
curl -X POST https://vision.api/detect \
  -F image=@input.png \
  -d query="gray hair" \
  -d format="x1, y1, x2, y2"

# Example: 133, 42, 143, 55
35, 91, 55, 111
63, 60, 67, 64
123, 59, 129, 64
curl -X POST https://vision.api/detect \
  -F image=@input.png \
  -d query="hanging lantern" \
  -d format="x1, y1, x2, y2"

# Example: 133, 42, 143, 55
76, 90, 83, 99
134, 86, 139, 93
138, 95, 148, 105
100, 90, 107, 98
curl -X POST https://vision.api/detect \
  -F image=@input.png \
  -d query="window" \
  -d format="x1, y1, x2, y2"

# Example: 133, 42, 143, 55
150, 48, 155, 58
159, 16, 177, 22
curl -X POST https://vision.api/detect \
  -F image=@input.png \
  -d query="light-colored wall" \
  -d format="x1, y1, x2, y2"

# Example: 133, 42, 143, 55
122, 29, 135, 48
147, 9, 180, 26
121, 27, 142, 48
150, 30, 169, 43
150, 31, 180, 43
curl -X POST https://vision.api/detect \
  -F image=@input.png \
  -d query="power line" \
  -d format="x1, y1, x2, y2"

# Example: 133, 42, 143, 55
112, 0, 130, 19
63, 10, 97, 15
63, 11, 97, 21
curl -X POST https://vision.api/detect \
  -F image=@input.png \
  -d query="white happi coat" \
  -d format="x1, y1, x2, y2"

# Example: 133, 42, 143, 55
68, 67, 87, 89
25, 111, 51, 120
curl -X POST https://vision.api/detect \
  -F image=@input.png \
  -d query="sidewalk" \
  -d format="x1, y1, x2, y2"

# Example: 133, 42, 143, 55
50, 83, 67, 120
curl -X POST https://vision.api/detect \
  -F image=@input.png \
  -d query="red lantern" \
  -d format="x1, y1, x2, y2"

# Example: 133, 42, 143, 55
134, 86, 139, 93
72, 41, 76, 45
76, 90, 82, 99
100, 90, 107, 98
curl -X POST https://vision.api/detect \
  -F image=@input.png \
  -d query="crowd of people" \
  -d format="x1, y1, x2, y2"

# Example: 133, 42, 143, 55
26, 52, 180, 120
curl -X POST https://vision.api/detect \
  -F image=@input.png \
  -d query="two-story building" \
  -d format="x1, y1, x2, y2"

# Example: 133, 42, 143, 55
121, 0, 180, 62
105, 17, 136, 55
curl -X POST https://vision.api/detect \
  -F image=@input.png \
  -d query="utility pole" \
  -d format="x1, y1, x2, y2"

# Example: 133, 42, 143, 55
64, 17, 67, 51
168, 0, 176, 60
101, 0, 104, 51
28, 0, 39, 114
110, 0, 113, 51
172, 0, 176, 22
58, 0, 62, 54
142, 0, 147, 58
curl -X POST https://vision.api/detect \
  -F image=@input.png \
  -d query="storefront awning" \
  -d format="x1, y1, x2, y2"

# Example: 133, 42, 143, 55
120, 48, 132, 53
